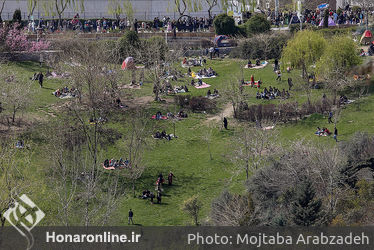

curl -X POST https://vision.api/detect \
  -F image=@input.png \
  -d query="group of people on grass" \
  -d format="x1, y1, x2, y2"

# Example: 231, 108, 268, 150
183, 58, 204, 67
315, 126, 338, 142
140, 172, 175, 205
196, 67, 217, 78
190, 78, 205, 87
103, 158, 130, 169
206, 89, 219, 98
247, 59, 262, 68
52, 86, 79, 98
256, 86, 290, 100
153, 130, 172, 140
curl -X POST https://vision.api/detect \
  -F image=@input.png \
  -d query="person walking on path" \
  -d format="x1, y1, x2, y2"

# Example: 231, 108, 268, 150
276, 70, 282, 81
288, 77, 293, 90
38, 72, 44, 88
128, 209, 134, 225
334, 127, 338, 142
328, 111, 333, 124
157, 191, 162, 204
223, 117, 228, 130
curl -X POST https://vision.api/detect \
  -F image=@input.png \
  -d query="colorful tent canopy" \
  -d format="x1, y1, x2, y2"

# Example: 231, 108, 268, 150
318, 17, 336, 27
121, 57, 135, 70
214, 35, 228, 47
360, 30, 373, 45
318, 3, 329, 9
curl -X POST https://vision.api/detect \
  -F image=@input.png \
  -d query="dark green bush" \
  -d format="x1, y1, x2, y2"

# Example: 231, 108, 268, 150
231, 32, 291, 60
244, 14, 271, 36
12, 9, 22, 23
117, 30, 140, 60
213, 14, 236, 36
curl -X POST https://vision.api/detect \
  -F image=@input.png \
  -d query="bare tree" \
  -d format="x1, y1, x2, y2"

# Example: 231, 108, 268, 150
210, 190, 254, 226
0, 70, 34, 125
0, 138, 31, 227
232, 126, 276, 180
121, 109, 150, 198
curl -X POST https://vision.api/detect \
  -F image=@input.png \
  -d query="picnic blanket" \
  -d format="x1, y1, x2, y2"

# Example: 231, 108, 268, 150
194, 75, 217, 79
151, 115, 168, 120
119, 84, 141, 89
244, 61, 268, 69
194, 82, 211, 89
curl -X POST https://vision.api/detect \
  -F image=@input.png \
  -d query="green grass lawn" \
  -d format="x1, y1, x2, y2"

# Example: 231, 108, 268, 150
2, 58, 373, 226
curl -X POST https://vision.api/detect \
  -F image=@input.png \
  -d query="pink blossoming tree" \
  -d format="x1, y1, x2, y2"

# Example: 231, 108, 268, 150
0, 23, 50, 52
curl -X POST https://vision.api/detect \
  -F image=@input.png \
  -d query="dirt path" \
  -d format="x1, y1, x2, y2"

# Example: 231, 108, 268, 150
205, 103, 233, 124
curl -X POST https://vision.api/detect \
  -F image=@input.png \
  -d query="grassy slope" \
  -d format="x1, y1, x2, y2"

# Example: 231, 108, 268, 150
2, 59, 373, 226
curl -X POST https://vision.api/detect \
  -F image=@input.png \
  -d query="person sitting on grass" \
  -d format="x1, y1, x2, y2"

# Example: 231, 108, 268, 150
178, 110, 188, 118
256, 59, 261, 66
104, 159, 109, 168
198, 79, 203, 86
323, 127, 331, 135
184, 85, 189, 92
247, 59, 252, 68
207, 89, 211, 96
315, 127, 322, 135
190, 79, 195, 86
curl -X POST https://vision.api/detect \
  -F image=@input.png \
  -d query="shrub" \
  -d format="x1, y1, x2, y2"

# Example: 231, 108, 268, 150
142, 36, 167, 61
189, 96, 216, 113
289, 23, 316, 33
116, 30, 140, 60
12, 9, 22, 24
213, 14, 236, 36
231, 32, 291, 60
244, 14, 271, 36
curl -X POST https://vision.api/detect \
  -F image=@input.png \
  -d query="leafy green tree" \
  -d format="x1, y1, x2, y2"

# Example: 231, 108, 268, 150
173, 0, 202, 18
291, 179, 322, 226
282, 30, 327, 80
27, 0, 38, 17
117, 30, 140, 60
213, 13, 236, 35
42, 0, 84, 28
245, 14, 271, 36
204, 0, 219, 19
316, 36, 362, 103
107, 0, 123, 19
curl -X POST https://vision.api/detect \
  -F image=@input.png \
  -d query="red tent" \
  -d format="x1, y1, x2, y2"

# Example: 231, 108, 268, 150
360, 30, 373, 45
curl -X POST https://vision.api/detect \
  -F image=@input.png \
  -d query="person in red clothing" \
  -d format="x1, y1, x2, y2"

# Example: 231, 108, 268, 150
168, 172, 175, 186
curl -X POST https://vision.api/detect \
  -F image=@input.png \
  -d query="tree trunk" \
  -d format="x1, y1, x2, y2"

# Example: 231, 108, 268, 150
132, 180, 136, 198
12, 107, 16, 123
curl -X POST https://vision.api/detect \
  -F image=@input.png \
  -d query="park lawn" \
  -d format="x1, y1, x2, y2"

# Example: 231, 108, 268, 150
2, 59, 373, 226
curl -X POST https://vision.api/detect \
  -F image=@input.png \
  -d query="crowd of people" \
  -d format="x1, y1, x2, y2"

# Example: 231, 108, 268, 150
256, 86, 290, 100
268, 5, 372, 27
26, 14, 214, 34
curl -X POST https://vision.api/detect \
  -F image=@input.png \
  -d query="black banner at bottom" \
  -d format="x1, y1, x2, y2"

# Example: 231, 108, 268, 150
0, 226, 373, 250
